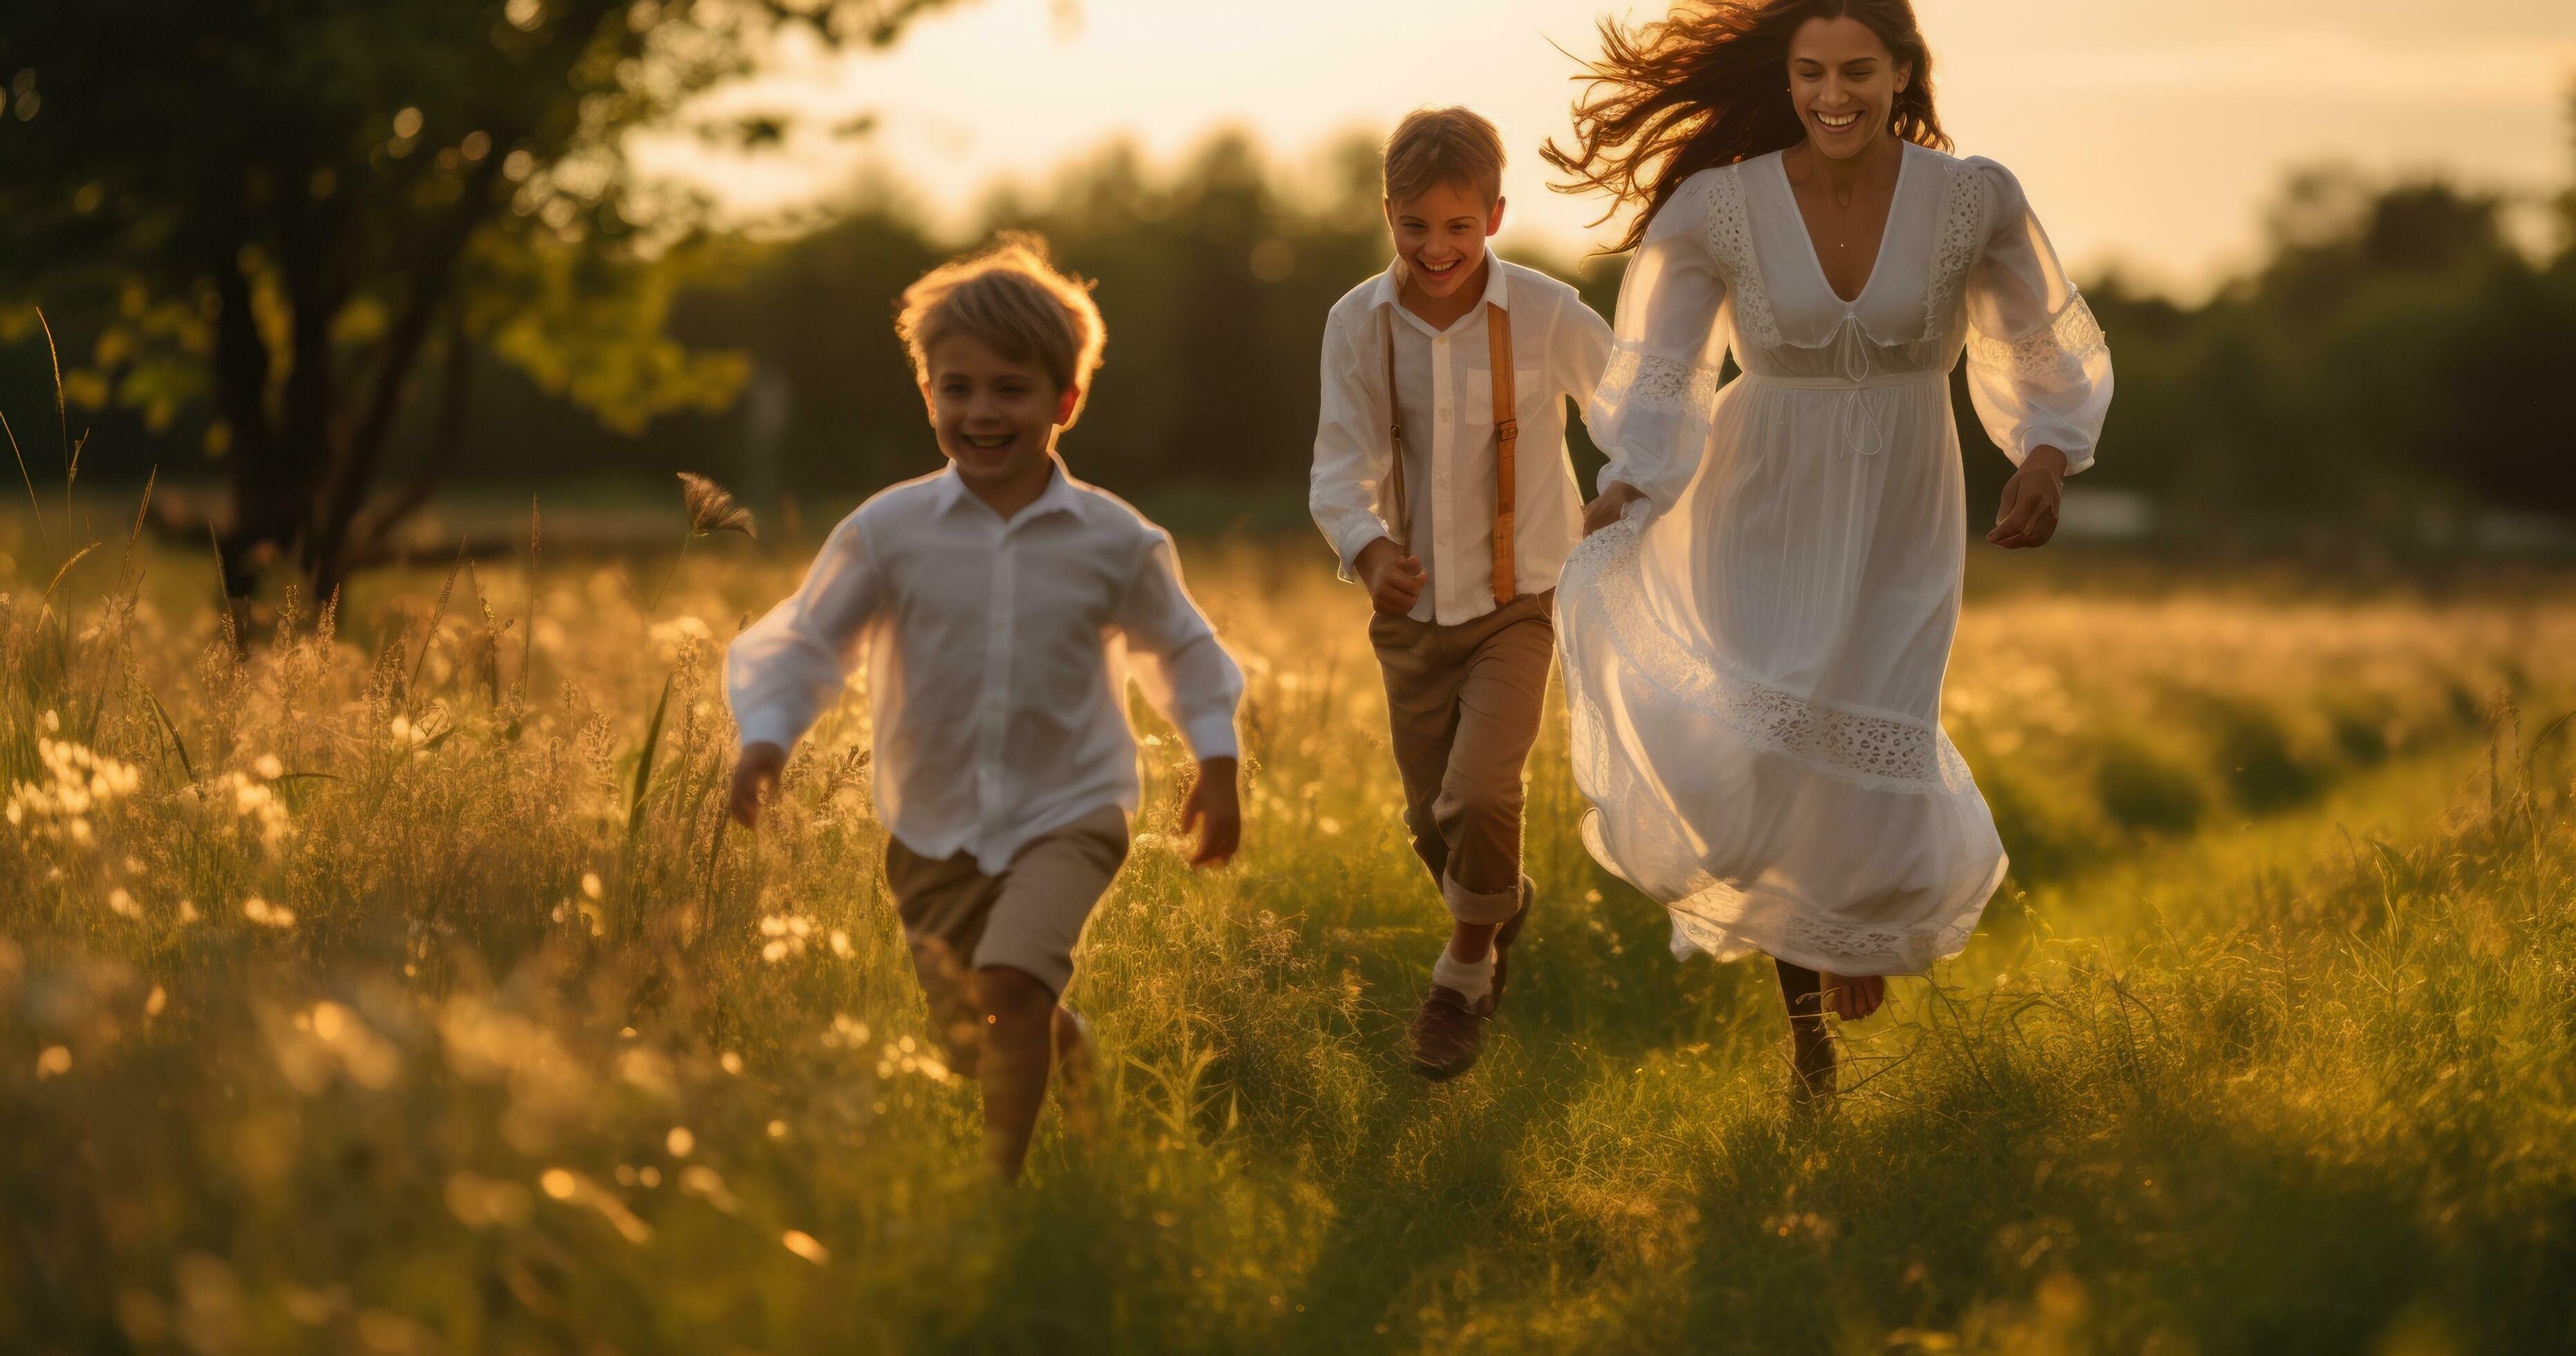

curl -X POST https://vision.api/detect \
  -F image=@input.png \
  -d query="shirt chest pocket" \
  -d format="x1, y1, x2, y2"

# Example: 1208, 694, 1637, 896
1460, 367, 1549, 428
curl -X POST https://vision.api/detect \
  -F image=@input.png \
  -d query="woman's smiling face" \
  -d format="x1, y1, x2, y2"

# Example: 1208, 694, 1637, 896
1786, 16, 1908, 162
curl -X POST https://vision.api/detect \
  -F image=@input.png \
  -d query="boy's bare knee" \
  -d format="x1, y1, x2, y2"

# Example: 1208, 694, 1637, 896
973, 966, 1057, 1029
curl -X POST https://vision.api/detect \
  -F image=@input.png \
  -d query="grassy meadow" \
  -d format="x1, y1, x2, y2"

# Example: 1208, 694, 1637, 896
3, 502, 2575, 1353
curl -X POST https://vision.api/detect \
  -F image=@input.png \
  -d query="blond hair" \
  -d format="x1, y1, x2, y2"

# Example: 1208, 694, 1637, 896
895, 232, 1107, 422
1382, 107, 1507, 207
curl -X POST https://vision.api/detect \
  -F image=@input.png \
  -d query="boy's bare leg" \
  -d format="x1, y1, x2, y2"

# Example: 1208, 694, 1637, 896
973, 966, 1059, 1179
1446, 920, 1500, 962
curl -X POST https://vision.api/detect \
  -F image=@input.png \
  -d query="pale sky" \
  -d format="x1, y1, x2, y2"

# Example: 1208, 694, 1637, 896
632, 0, 2576, 295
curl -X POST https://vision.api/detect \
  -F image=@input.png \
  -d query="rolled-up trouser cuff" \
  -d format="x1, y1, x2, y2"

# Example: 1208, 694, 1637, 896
1443, 871, 1525, 926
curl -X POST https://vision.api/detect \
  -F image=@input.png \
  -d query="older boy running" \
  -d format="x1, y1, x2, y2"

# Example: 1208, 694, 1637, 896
1310, 109, 1614, 1079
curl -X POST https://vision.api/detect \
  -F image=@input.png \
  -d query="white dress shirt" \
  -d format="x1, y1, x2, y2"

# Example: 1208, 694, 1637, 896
726, 458, 1244, 873
1309, 251, 1617, 625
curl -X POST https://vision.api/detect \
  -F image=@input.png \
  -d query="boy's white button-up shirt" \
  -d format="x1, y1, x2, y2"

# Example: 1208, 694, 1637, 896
726, 459, 1243, 873
1309, 252, 1617, 625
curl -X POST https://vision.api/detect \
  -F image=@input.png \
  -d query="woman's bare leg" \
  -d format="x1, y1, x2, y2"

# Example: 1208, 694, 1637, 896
1819, 971, 1887, 1020
1775, 958, 1837, 1099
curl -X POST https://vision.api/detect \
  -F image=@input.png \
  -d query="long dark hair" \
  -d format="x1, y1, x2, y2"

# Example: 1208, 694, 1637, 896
1544, 0, 1950, 252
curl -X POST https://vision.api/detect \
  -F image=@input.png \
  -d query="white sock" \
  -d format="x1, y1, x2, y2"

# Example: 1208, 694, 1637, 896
1431, 945, 1495, 1005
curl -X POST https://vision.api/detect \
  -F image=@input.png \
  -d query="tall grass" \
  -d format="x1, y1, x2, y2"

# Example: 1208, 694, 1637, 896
1, 504, 2572, 1352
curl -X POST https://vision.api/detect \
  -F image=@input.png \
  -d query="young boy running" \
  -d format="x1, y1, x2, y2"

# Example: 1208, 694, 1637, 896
1309, 109, 1614, 1079
728, 234, 1244, 1179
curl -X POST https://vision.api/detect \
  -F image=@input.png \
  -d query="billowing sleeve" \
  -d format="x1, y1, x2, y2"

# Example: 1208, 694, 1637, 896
1590, 171, 1731, 507
1307, 306, 1397, 582
1114, 529, 1244, 762
1961, 158, 2113, 473
724, 509, 880, 753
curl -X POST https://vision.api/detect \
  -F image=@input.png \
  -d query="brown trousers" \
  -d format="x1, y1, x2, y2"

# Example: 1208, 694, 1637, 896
1367, 591, 1556, 926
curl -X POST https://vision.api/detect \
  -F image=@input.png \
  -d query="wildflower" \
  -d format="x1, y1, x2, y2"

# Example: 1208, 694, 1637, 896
678, 472, 757, 539
107, 887, 138, 917
145, 985, 167, 1016
243, 897, 297, 928
580, 872, 602, 901
7, 737, 142, 845
177, 899, 201, 924
756, 913, 818, 961
680, 1165, 742, 1213
253, 753, 285, 780
665, 1126, 694, 1157
539, 1169, 576, 1200
648, 615, 715, 663
36, 1045, 72, 1077
781, 1230, 829, 1265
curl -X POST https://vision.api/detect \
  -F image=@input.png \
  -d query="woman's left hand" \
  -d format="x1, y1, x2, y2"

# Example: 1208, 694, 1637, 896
1987, 446, 2069, 549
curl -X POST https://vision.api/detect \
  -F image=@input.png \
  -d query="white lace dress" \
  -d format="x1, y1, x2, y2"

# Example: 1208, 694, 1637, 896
1560, 144, 2113, 975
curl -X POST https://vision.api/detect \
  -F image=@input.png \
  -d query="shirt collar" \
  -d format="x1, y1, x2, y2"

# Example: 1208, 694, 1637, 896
1370, 248, 1511, 323
932, 454, 1085, 527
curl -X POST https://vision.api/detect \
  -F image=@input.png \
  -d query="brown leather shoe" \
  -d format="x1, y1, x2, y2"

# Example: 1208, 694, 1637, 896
1488, 874, 1535, 1012
1410, 984, 1489, 1081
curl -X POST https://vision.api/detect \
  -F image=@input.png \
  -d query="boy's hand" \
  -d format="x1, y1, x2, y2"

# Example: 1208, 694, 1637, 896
1179, 756, 1241, 868
1353, 537, 1425, 616
1583, 482, 1646, 536
729, 742, 788, 828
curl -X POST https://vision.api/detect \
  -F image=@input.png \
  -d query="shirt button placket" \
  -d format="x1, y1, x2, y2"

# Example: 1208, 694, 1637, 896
1431, 333, 1453, 619
977, 529, 1016, 843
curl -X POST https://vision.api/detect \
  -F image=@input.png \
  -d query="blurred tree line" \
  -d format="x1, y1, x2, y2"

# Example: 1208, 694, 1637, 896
8, 74, 2575, 562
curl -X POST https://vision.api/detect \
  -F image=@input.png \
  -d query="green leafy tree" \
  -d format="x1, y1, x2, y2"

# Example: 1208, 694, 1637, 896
0, 0, 962, 599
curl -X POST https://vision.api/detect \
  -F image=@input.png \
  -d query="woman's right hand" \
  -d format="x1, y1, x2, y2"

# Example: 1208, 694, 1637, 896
1583, 482, 1647, 537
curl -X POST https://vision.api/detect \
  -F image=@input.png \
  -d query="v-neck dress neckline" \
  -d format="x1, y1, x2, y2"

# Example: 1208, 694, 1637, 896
1772, 141, 1917, 309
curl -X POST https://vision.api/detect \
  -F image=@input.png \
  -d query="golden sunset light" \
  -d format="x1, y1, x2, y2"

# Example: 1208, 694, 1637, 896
634, 0, 2576, 291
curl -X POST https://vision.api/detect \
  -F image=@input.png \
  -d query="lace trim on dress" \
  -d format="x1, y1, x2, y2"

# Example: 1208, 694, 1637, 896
1702, 167, 1783, 349
1597, 343, 1723, 425
1653, 860, 1990, 971
1965, 291, 2110, 382
1922, 157, 1989, 342
1563, 517, 1978, 796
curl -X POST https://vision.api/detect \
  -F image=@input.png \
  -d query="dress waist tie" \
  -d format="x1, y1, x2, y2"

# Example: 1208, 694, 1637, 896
1736, 368, 1944, 457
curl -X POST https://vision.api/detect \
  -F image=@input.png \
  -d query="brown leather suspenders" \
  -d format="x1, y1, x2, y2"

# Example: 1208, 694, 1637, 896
1379, 303, 1413, 555
1379, 296, 1518, 605
1486, 302, 1518, 604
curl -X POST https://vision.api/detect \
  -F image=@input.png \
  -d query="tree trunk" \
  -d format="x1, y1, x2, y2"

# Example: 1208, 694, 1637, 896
306, 152, 504, 603
212, 248, 291, 601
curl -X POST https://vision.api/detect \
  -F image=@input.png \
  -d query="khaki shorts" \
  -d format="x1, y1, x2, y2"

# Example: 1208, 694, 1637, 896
883, 805, 1130, 1054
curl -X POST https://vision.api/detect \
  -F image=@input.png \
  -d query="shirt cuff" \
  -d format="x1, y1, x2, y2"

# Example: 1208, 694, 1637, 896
1180, 713, 1241, 762
1334, 517, 1394, 583
734, 709, 807, 753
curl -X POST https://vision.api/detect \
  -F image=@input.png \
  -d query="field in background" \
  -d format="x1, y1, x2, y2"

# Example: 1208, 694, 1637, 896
3, 520, 2574, 1353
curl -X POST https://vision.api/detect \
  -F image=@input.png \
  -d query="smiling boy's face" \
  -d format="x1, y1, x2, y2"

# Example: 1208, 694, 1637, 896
919, 332, 1078, 493
1384, 181, 1504, 301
